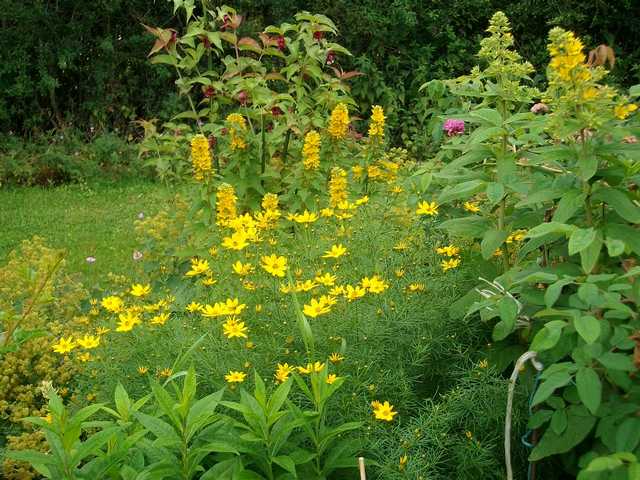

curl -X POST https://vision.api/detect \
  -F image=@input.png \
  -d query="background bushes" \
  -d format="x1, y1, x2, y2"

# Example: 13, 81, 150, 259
2, 1, 639, 140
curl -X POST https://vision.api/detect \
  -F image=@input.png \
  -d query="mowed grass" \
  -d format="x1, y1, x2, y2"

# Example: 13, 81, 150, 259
0, 181, 175, 286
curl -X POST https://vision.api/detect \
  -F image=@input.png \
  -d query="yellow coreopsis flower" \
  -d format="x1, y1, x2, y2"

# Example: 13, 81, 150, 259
326, 374, 338, 385
130, 284, 151, 297
322, 244, 347, 259
329, 352, 344, 364
315, 272, 337, 286
261, 254, 288, 277
441, 257, 462, 272
190, 134, 213, 181
185, 258, 210, 277
368, 105, 385, 139
406, 283, 425, 293
303, 297, 332, 318
371, 400, 397, 421
222, 231, 250, 250
226, 113, 247, 151
159, 368, 173, 378
96, 327, 110, 335
76, 335, 100, 349
614, 103, 638, 120
297, 361, 325, 374
328, 102, 350, 139
225, 370, 247, 383
289, 210, 319, 224
436, 245, 461, 257
52, 337, 76, 354
232, 261, 254, 276
344, 284, 366, 301
275, 363, 294, 383
116, 311, 141, 332
138, 366, 149, 375
329, 285, 346, 296
361, 275, 389, 294
463, 201, 480, 213
222, 298, 246, 315
222, 317, 249, 339
302, 130, 321, 170
150, 312, 170, 326
101, 295, 124, 313
186, 302, 203, 313
416, 201, 439, 216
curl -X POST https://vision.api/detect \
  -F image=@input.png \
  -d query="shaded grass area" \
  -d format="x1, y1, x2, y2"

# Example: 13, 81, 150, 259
0, 181, 175, 286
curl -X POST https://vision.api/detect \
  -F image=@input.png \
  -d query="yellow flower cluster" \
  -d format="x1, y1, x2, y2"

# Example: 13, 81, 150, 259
216, 183, 238, 226
328, 102, 349, 139
548, 29, 587, 82
614, 103, 638, 120
190, 134, 213, 181
302, 130, 321, 170
436, 245, 462, 272
226, 113, 247, 151
368, 105, 385, 140
328, 167, 348, 208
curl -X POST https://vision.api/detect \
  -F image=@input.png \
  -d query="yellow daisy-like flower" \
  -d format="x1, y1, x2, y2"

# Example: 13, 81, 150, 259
96, 327, 110, 336
328, 102, 350, 139
202, 276, 217, 286
436, 245, 460, 257
116, 311, 141, 332
329, 285, 346, 296
361, 275, 389, 294
130, 283, 151, 297
186, 302, 203, 313
221, 231, 250, 250
315, 272, 337, 286
329, 352, 344, 364
368, 105, 385, 139
441, 258, 461, 272
76, 335, 100, 349
406, 283, 425, 293
289, 210, 319, 224
416, 201, 438, 216
344, 284, 366, 301
302, 130, 321, 170
158, 368, 173, 378
261, 254, 288, 277
185, 258, 210, 277
225, 370, 247, 383
322, 244, 347, 259
223, 317, 249, 339
614, 103, 638, 120
303, 297, 332, 318
326, 374, 338, 385
101, 295, 124, 313
506, 229, 527, 243
321, 208, 334, 217
52, 337, 76, 354
297, 361, 325, 374
77, 352, 92, 362
371, 400, 397, 421
150, 312, 170, 326
274, 363, 294, 383
138, 366, 149, 375
463, 201, 480, 213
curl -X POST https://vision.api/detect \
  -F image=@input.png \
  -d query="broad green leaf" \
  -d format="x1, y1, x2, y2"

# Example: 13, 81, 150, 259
526, 222, 575, 239
515, 189, 563, 208
437, 179, 486, 203
592, 187, 640, 223
273, 456, 297, 476
580, 231, 603, 274
569, 228, 596, 255
438, 216, 490, 238
598, 352, 634, 371
576, 367, 602, 414
550, 409, 568, 435
481, 229, 508, 259
532, 371, 572, 406
574, 315, 601, 344
578, 154, 599, 181
605, 237, 625, 257
616, 418, 640, 452
529, 405, 596, 461
530, 320, 567, 352
553, 191, 586, 223
545, 277, 575, 308
485, 182, 505, 205
468, 108, 503, 127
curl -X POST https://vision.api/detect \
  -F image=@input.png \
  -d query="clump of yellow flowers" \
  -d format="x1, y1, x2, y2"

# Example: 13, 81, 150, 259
226, 113, 247, 151
328, 167, 348, 208
216, 183, 238, 225
368, 105, 385, 140
328, 102, 349, 139
190, 134, 213, 181
302, 130, 321, 170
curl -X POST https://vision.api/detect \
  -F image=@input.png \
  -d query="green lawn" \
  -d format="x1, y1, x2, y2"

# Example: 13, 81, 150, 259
0, 181, 174, 286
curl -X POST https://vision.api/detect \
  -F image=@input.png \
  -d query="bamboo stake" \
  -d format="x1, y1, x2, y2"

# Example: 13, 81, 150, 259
358, 457, 366, 480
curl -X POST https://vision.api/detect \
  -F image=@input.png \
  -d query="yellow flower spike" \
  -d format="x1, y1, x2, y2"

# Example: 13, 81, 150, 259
302, 130, 321, 170
216, 183, 238, 225
190, 134, 213, 181
328, 167, 348, 208
368, 105, 385, 140
328, 103, 350, 140
226, 113, 247, 151
371, 400, 398, 421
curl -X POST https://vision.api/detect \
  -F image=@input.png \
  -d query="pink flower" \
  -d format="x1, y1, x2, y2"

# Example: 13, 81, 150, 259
443, 119, 465, 137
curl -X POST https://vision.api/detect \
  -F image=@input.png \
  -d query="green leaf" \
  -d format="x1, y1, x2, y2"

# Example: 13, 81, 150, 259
133, 411, 181, 447
526, 222, 575, 239
515, 189, 563, 208
574, 315, 601, 344
486, 182, 505, 205
550, 409, 568, 435
438, 216, 490, 238
530, 320, 567, 353
532, 370, 572, 406
553, 191, 586, 223
529, 405, 596, 461
576, 367, 602, 415
71, 427, 119, 466
437, 179, 486, 203
605, 237, 626, 257
599, 352, 634, 371
481, 229, 509, 260
592, 187, 640, 223
468, 108, 503, 127
580, 232, 603, 274
578, 154, 599, 181
569, 228, 596, 255
273, 456, 297, 476
545, 277, 575, 308
616, 418, 640, 452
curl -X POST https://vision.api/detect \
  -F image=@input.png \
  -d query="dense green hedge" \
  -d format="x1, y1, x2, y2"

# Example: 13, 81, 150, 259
2, 0, 639, 138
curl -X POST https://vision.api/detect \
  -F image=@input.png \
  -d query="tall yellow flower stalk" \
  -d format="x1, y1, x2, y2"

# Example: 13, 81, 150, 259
328, 167, 348, 207
226, 113, 247, 151
548, 29, 587, 83
302, 130, 321, 170
328, 103, 349, 140
216, 183, 237, 225
262, 193, 279, 211
368, 105, 385, 140
190, 134, 213, 181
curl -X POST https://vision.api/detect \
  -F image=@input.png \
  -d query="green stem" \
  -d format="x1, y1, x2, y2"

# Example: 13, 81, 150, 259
282, 129, 291, 164
260, 113, 267, 176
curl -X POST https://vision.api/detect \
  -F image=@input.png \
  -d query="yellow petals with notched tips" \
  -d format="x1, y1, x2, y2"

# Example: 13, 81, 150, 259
416, 201, 439, 216
150, 312, 170, 326
222, 317, 249, 339
303, 297, 333, 318
261, 254, 288, 277
130, 283, 151, 297
441, 258, 462, 272
76, 335, 100, 349
225, 370, 247, 383
361, 275, 389, 294
436, 245, 460, 257
52, 337, 76, 354
371, 400, 398, 421
288, 210, 319, 224
116, 311, 142, 332
185, 258, 210, 277
297, 361, 325, 374
322, 244, 347, 259
101, 295, 124, 313
315, 272, 337, 286
232, 261, 254, 276
344, 285, 366, 301
274, 363, 294, 383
